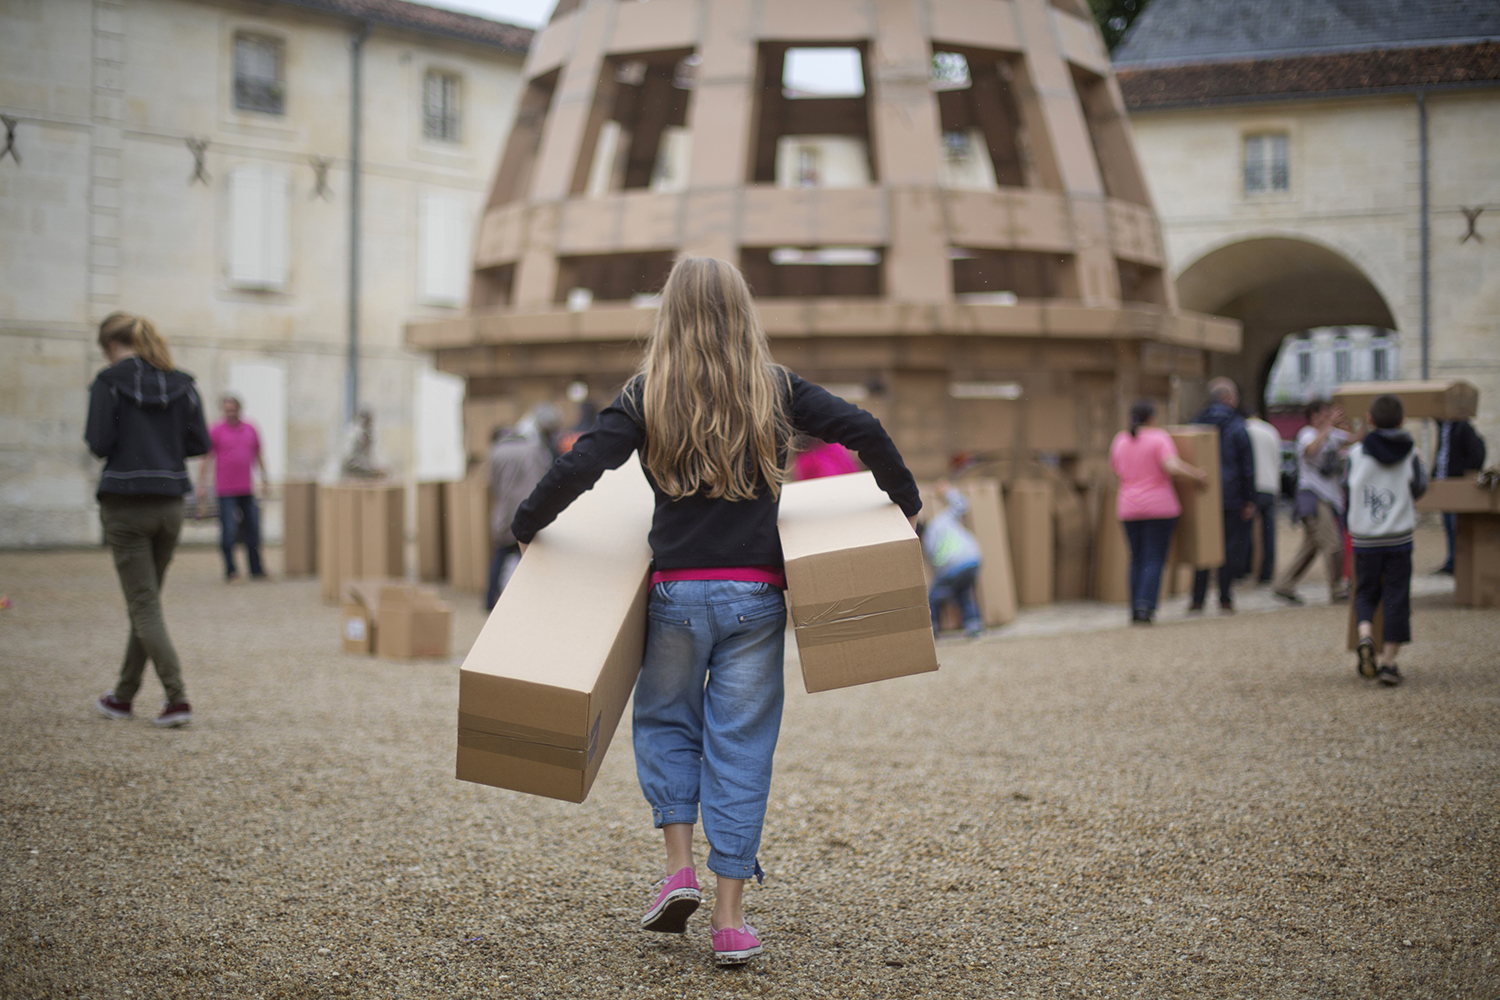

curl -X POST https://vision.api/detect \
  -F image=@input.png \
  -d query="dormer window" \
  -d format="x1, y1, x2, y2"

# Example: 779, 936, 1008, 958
234, 33, 285, 115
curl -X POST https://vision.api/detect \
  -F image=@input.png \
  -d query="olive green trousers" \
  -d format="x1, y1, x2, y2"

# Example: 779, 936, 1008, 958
101, 495, 187, 705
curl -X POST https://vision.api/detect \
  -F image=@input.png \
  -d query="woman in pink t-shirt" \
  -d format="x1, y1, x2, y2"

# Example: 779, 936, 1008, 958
1109, 401, 1208, 624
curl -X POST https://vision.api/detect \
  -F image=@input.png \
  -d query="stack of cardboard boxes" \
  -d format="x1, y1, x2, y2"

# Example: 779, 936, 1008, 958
317, 483, 405, 604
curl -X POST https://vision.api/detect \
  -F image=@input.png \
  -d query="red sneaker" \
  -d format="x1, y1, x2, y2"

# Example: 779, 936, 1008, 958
710, 920, 763, 966
95, 693, 132, 720
641, 867, 701, 933
153, 701, 193, 728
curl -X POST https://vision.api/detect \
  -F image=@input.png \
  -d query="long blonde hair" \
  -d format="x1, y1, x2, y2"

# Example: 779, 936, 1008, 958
98, 311, 175, 371
637, 257, 791, 500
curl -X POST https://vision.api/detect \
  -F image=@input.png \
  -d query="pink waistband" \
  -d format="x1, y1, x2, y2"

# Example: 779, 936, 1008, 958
650, 565, 787, 589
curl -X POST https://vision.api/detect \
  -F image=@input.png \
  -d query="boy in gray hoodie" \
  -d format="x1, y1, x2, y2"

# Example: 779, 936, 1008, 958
1346, 394, 1428, 686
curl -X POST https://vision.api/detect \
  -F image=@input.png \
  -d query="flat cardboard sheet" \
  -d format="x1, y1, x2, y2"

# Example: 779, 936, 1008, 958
1093, 482, 1131, 603
282, 482, 317, 577
417, 482, 448, 582
956, 479, 1018, 626
1005, 479, 1054, 606
779, 472, 938, 693
457, 459, 655, 803
1166, 426, 1224, 568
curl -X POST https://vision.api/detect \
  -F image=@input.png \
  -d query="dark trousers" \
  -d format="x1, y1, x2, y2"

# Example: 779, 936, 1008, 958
929, 563, 982, 634
1255, 492, 1276, 582
101, 495, 187, 704
1354, 548, 1413, 644
218, 494, 263, 577
486, 542, 521, 611
1193, 509, 1253, 608
1123, 517, 1177, 614
1442, 513, 1457, 572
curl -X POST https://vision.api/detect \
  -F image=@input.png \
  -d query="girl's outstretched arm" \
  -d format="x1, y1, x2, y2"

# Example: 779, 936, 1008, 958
511, 390, 645, 544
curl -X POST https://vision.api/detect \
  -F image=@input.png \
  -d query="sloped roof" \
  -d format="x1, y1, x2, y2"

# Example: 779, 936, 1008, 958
1114, 0, 1500, 68
278, 0, 534, 54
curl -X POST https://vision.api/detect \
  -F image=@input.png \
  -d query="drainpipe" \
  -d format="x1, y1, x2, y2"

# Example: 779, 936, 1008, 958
346, 22, 370, 424
1417, 91, 1430, 381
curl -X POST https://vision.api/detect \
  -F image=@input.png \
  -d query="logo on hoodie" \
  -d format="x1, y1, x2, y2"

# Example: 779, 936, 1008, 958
1362, 486, 1397, 524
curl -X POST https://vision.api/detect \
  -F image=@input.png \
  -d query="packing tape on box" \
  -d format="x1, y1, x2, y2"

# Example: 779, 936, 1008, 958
458, 712, 587, 750
457, 731, 587, 771
791, 586, 930, 648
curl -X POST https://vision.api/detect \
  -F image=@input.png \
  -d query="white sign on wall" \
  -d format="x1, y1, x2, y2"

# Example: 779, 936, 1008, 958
414, 367, 466, 482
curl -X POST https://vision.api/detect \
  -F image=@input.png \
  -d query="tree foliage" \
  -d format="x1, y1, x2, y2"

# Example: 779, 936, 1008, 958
1090, 0, 1153, 51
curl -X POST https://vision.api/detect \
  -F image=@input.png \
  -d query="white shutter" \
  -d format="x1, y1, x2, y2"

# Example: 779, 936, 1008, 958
419, 191, 468, 307
228, 164, 290, 291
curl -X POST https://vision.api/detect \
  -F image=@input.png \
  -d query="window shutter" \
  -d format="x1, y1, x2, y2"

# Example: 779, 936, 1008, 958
228, 164, 290, 290
419, 192, 468, 307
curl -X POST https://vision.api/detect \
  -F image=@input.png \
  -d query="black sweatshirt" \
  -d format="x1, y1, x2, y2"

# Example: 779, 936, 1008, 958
85, 356, 211, 498
511, 372, 922, 570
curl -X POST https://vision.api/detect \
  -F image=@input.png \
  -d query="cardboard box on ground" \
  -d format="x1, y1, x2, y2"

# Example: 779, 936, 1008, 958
282, 482, 318, 577
317, 483, 405, 603
343, 580, 453, 658
915, 478, 1018, 629
779, 472, 940, 691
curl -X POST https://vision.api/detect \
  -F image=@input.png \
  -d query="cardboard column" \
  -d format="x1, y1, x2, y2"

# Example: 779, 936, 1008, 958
282, 481, 318, 577
1006, 478, 1054, 606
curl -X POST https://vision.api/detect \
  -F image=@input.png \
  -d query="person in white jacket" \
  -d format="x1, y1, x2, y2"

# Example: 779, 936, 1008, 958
1346, 394, 1428, 687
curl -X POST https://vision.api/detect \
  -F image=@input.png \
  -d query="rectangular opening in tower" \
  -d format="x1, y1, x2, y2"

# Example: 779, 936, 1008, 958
950, 248, 1076, 300
575, 50, 696, 197
488, 70, 559, 208
553, 252, 676, 305
750, 42, 876, 187
472, 263, 515, 312
1115, 259, 1167, 305
931, 48, 1028, 190
1069, 65, 1151, 206
740, 247, 883, 297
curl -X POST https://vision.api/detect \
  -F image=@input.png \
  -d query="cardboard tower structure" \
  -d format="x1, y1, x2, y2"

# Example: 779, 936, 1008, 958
406, 0, 1239, 480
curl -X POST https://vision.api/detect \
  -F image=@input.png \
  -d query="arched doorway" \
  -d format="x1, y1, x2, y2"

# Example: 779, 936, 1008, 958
1175, 236, 1397, 412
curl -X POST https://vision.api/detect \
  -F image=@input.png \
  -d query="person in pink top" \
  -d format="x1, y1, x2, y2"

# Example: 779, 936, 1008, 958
1109, 400, 1207, 624
199, 395, 270, 581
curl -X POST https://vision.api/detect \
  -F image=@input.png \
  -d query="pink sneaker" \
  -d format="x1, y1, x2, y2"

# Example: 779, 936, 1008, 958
641, 867, 701, 933
710, 920, 763, 966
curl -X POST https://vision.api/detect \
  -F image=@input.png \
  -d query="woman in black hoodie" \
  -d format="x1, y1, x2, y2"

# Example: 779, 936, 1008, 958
86, 312, 210, 728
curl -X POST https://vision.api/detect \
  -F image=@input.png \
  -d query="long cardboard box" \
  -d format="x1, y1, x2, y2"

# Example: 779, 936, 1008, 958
1166, 425, 1224, 568
1332, 379, 1478, 422
779, 472, 939, 693
1006, 479, 1054, 606
1415, 478, 1500, 514
282, 481, 318, 577
457, 459, 655, 803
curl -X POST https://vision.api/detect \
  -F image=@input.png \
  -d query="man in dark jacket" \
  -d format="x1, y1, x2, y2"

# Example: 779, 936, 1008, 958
1434, 419, 1487, 574
1190, 378, 1257, 613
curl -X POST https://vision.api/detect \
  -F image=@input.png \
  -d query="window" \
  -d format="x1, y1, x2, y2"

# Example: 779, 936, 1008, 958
782, 48, 864, 99
424, 71, 462, 143
1296, 342, 1313, 384
1334, 334, 1351, 382
1244, 133, 1289, 194
234, 34, 285, 115
1371, 340, 1390, 380
228, 164, 290, 291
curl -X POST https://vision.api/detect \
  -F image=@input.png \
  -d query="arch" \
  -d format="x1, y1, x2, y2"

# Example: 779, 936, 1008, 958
1174, 235, 1397, 412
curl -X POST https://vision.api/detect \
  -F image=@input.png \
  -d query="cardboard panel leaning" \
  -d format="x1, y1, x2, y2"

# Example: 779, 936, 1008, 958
779, 472, 939, 693
456, 459, 656, 803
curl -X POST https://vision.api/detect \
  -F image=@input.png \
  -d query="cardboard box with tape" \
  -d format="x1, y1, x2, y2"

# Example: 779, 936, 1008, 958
779, 472, 939, 693
456, 459, 655, 803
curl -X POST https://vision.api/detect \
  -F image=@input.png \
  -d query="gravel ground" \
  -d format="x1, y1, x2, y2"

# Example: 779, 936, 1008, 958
2, 541, 1498, 999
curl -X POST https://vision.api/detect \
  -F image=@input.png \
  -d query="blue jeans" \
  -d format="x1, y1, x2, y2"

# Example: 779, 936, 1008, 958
1442, 513, 1457, 572
634, 580, 787, 881
1123, 517, 1177, 614
485, 542, 520, 610
1255, 492, 1276, 582
1192, 508, 1252, 608
218, 494, 262, 577
929, 562, 982, 634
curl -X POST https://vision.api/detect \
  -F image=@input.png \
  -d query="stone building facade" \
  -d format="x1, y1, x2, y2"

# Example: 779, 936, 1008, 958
0, 0, 530, 546
1114, 0, 1500, 446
